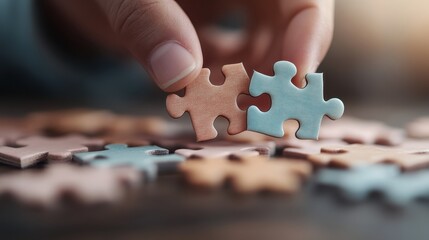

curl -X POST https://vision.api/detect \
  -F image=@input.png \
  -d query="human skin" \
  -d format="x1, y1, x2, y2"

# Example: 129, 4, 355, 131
42, 0, 334, 91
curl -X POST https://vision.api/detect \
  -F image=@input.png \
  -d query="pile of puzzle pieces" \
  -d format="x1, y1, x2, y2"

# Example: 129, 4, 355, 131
0, 107, 429, 209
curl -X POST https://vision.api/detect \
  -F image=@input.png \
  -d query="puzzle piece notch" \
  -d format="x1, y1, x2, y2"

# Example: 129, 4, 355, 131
308, 144, 429, 170
175, 141, 275, 159
180, 156, 312, 193
0, 135, 104, 168
166, 63, 250, 141
74, 144, 185, 181
0, 164, 141, 208
247, 61, 344, 139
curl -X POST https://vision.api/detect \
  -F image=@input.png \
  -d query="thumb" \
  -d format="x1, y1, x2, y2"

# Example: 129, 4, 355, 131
97, 0, 203, 92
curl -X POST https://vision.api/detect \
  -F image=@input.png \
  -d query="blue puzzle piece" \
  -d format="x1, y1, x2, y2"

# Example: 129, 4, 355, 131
316, 164, 400, 201
247, 61, 344, 139
382, 170, 429, 206
73, 144, 185, 181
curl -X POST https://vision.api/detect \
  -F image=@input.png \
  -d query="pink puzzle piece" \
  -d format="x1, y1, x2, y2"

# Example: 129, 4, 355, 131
282, 139, 348, 159
308, 144, 429, 170
166, 63, 250, 142
406, 117, 429, 139
175, 141, 275, 159
0, 164, 141, 208
319, 117, 404, 146
0, 135, 104, 168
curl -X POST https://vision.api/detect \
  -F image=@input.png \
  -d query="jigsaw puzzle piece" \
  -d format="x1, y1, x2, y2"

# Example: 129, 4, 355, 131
319, 117, 404, 146
166, 63, 250, 141
381, 170, 429, 206
308, 144, 429, 170
406, 117, 429, 139
0, 135, 104, 168
74, 144, 185, 181
247, 61, 344, 139
316, 164, 400, 201
0, 164, 141, 208
175, 141, 275, 159
180, 156, 311, 193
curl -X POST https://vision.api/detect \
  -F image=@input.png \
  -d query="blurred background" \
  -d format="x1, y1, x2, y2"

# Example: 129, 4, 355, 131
0, 0, 429, 111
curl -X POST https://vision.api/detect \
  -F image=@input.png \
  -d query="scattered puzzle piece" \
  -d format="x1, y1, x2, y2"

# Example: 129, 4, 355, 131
316, 164, 400, 201
27, 109, 116, 136
0, 135, 104, 168
166, 63, 250, 141
319, 117, 404, 146
0, 164, 141, 208
308, 144, 429, 170
282, 139, 348, 159
180, 156, 311, 193
74, 144, 185, 181
175, 141, 275, 159
406, 117, 429, 139
381, 170, 429, 206
247, 61, 344, 139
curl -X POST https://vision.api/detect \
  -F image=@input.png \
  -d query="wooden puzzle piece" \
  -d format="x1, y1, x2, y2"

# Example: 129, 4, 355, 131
0, 135, 104, 168
175, 141, 275, 159
406, 117, 429, 139
319, 117, 404, 146
0, 164, 141, 208
282, 139, 348, 160
247, 61, 344, 139
180, 156, 311, 193
27, 109, 116, 136
166, 63, 250, 141
74, 144, 185, 181
308, 144, 429, 170
316, 164, 400, 201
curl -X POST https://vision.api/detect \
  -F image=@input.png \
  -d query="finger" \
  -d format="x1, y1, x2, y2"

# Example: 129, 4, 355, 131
96, 0, 203, 92
281, 0, 335, 87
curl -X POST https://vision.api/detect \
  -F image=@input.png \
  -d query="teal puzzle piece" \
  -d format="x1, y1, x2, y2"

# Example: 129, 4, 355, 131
73, 144, 185, 181
247, 61, 344, 139
316, 164, 400, 201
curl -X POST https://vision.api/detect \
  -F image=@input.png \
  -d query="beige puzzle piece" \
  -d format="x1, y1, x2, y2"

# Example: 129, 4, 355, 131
319, 117, 404, 146
282, 139, 348, 159
0, 164, 141, 208
406, 117, 429, 139
27, 109, 116, 135
308, 144, 429, 170
0, 135, 104, 168
166, 63, 250, 141
175, 141, 275, 159
180, 156, 311, 193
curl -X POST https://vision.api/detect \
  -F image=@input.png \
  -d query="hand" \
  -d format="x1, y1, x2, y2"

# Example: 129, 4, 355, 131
44, 0, 334, 91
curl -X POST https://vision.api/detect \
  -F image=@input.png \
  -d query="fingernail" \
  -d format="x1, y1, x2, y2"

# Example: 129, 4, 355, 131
149, 41, 196, 89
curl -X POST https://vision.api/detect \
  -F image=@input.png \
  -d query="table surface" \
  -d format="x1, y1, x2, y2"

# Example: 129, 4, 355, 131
1, 103, 429, 240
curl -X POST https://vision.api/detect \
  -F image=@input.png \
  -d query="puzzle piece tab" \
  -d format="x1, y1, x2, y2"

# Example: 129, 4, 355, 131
247, 61, 344, 139
166, 63, 250, 141
74, 144, 185, 181
0, 164, 141, 208
0, 135, 104, 168
308, 144, 429, 170
175, 141, 275, 159
180, 156, 311, 193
